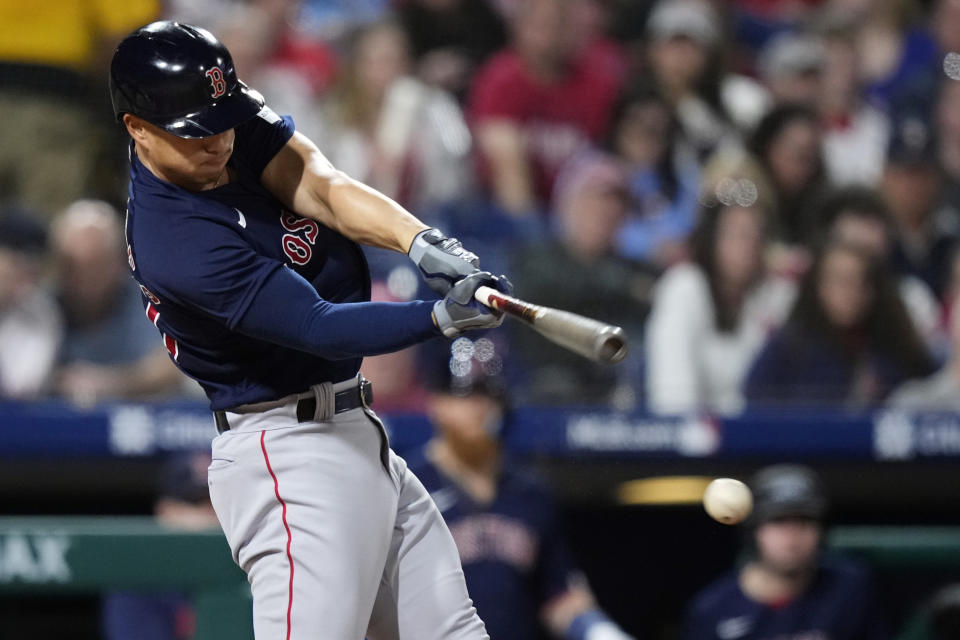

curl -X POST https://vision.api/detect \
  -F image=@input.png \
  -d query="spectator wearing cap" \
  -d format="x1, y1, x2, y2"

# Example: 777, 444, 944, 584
645, 164, 795, 415
406, 337, 636, 640
682, 464, 889, 640
757, 31, 826, 107
467, 0, 625, 217
102, 450, 218, 640
644, 0, 769, 161
882, 114, 960, 298
0, 205, 62, 398
511, 153, 656, 405
51, 200, 186, 406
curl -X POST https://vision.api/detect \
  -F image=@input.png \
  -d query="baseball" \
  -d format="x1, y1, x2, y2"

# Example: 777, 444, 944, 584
703, 478, 753, 525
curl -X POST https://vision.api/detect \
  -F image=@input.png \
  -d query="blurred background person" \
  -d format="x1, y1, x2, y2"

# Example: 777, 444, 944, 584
395, 0, 508, 99
645, 165, 795, 415
0, 205, 62, 399
888, 249, 960, 410
51, 200, 184, 406
756, 31, 826, 107
101, 450, 219, 640
748, 103, 829, 275
608, 82, 700, 269
0, 0, 158, 216
644, 0, 769, 161
815, 185, 943, 357
745, 240, 935, 408
817, 18, 891, 186
315, 20, 474, 213
881, 114, 960, 299
511, 153, 655, 405
682, 464, 889, 640
844, 0, 937, 110
409, 337, 636, 640
468, 0, 623, 217
935, 77, 960, 210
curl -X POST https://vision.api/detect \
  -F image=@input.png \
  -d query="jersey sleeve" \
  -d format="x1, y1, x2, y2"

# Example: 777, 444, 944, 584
136, 210, 282, 331
233, 107, 296, 177
136, 204, 438, 359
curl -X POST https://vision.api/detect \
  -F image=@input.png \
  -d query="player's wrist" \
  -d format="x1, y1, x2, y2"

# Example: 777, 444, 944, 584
408, 228, 481, 296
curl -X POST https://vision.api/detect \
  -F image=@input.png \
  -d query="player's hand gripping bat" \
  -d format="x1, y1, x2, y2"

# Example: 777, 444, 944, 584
474, 286, 628, 364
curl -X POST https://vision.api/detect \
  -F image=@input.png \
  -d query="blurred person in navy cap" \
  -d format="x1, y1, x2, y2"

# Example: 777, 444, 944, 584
406, 337, 636, 640
102, 449, 218, 640
683, 464, 889, 640
0, 205, 62, 398
882, 114, 960, 298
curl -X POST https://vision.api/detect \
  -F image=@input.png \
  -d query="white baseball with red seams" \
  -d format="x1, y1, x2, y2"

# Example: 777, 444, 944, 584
207, 376, 488, 639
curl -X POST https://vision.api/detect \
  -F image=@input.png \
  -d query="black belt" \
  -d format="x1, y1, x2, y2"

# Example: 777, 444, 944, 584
214, 379, 374, 434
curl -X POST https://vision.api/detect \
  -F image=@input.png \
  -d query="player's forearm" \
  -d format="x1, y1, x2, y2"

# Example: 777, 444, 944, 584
263, 133, 428, 253
323, 174, 429, 253
237, 266, 439, 359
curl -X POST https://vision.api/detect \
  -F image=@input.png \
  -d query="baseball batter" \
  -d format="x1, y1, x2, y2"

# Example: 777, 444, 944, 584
110, 21, 506, 640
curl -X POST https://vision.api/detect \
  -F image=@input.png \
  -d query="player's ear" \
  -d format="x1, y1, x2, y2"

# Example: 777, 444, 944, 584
123, 114, 148, 141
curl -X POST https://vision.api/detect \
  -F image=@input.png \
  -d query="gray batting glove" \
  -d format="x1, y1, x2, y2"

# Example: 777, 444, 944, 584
408, 228, 480, 295
433, 271, 509, 338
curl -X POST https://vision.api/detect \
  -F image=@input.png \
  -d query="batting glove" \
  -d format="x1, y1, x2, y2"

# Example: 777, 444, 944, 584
408, 228, 480, 295
433, 271, 512, 338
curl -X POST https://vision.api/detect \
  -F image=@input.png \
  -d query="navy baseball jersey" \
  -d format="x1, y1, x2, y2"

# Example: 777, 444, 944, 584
682, 556, 889, 640
124, 108, 438, 410
407, 449, 581, 640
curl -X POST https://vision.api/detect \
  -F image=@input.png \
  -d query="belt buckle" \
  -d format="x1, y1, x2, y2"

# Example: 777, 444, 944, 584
359, 378, 373, 410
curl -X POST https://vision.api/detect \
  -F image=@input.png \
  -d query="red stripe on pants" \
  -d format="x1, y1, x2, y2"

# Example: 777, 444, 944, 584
260, 430, 294, 640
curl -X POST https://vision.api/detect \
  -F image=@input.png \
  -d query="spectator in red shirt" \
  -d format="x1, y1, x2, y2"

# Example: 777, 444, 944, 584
467, 0, 624, 217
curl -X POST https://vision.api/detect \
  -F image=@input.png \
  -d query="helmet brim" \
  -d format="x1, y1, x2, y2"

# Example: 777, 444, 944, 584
154, 82, 265, 139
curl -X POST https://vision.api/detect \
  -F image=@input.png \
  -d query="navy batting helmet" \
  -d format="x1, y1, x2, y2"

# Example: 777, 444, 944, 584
748, 464, 827, 526
109, 21, 264, 138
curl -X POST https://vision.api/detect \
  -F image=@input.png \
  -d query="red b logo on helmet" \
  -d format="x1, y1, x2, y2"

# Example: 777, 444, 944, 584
205, 67, 227, 99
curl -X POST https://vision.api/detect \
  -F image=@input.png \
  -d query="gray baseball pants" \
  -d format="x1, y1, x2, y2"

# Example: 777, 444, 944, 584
207, 376, 488, 639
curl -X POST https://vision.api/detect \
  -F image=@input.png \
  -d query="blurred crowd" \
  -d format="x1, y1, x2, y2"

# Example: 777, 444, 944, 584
4, 0, 960, 415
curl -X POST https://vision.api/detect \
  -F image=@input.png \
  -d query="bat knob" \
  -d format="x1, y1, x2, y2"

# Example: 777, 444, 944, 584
597, 326, 629, 364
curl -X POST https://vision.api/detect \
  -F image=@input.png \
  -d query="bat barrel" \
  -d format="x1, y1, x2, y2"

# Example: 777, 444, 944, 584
474, 286, 629, 364
596, 325, 629, 364
536, 308, 629, 364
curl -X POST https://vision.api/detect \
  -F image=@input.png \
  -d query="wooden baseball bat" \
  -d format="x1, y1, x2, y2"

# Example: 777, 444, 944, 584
474, 286, 629, 364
